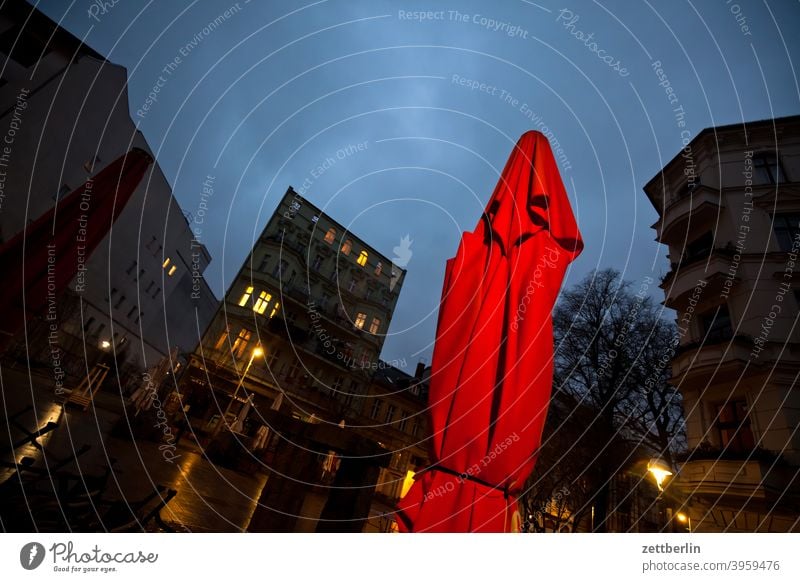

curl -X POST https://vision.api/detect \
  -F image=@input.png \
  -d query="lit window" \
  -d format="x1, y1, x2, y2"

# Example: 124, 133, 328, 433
162, 257, 171, 268
341, 239, 352, 255
375, 261, 382, 276
354, 312, 367, 329
213, 330, 229, 350
238, 286, 254, 307
269, 302, 280, 318
324, 228, 336, 244
369, 317, 381, 334
357, 250, 368, 266
231, 329, 251, 358
253, 291, 272, 314
168, 265, 177, 276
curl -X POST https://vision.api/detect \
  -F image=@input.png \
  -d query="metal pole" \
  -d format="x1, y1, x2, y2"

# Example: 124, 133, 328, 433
215, 350, 257, 436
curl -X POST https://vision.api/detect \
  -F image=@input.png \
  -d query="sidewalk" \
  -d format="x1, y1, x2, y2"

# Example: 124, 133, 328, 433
1, 365, 267, 532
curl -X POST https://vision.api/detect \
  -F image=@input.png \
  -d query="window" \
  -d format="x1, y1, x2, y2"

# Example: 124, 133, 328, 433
685, 231, 713, 262
772, 213, 800, 252
258, 254, 270, 273
126, 260, 137, 275
357, 250, 368, 266
412, 420, 420, 438
114, 294, 126, 309
253, 291, 272, 314
700, 305, 733, 343
375, 261, 382, 276
312, 254, 323, 271
126, 305, 137, 319
753, 153, 785, 184
341, 239, 352, 255
354, 312, 367, 329
272, 260, 288, 279
238, 285, 254, 307
267, 349, 281, 369
385, 404, 395, 423
146, 281, 155, 293
324, 228, 336, 244
332, 376, 344, 392
398, 410, 408, 432
716, 399, 754, 454
348, 278, 357, 293
286, 361, 300, 379
269, 302, 280, 318
152, 287, 160, 299
162, 257, 171, 268
168, 265, 177, 276
145, 236, 157, 252
231, 329, 251, 358
370, 399, 382, 419
213, 329, 229, 350
369, 317, 381, 335
0, 25, 51, 67
83, 317, 96, 333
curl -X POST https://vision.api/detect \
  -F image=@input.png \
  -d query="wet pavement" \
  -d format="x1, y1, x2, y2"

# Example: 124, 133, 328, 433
1, 365, 267, 532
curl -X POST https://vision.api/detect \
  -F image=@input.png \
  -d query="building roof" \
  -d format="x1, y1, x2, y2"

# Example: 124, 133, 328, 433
643, 115, 800, 211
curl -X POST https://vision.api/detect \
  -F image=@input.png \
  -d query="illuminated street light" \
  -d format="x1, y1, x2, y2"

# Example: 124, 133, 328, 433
216, 345, 264, 435
647, 457, 673, 492
676, 511, 692, 533
100, 340, 111, 350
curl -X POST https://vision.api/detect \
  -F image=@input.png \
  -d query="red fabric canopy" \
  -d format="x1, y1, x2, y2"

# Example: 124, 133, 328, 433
397, 131, 583, 532
0, 148, 153, 346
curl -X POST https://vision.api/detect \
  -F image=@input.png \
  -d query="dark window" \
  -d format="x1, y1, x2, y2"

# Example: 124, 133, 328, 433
685, 231, 713, 262
312, 254, 323, 271
716, 399, 754, 454
772, 213, 800, 252
257, 254, 270, 273
753, 153, 785, 185
0, 25, 51, 67
83, 317, 96, 333
53, 184, 70, 202
272, 259, 288, 279
125, 261, 137, 275
370, 399, 381, 419
700, 305, 733, 343
126, 305, 137, 318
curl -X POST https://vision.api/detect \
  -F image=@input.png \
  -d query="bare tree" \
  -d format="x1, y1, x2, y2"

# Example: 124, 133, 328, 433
525, 269, 685, 532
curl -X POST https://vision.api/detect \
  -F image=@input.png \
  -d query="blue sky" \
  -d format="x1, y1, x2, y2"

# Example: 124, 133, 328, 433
36, 0, 800, 366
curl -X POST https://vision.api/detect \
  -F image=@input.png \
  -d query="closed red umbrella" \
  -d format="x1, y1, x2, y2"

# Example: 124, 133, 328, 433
397, 131, 583, 532
0, 148, 153, 347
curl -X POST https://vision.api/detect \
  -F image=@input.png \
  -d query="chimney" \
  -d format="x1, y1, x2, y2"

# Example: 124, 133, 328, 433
415, 361, 426, 379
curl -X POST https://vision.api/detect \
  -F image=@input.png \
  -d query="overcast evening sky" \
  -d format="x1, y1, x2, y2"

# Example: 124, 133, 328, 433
36, 0, 800, 367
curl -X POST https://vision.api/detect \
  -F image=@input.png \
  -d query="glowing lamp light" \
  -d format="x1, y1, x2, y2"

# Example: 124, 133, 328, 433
100, 340, 111, 350
252, 346, 264, 358
676, 512, 688, 523
647, 458, 673, 492
400, 470, 416, 499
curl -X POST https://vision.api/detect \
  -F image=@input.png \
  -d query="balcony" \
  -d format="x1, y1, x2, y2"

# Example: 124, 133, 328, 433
653, 186, 722, 243
672, 334, 754, 384
661, 247, 738, 309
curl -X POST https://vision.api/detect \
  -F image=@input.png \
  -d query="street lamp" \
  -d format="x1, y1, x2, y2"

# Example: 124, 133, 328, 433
647, 457, 673, 492
217, 345, 264, 434
676, 511, 692, 533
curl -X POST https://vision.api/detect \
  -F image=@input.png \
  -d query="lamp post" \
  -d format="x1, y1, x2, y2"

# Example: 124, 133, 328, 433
675, 511, 692, 533
216, 345, 263, 435
647, 457, 673, 532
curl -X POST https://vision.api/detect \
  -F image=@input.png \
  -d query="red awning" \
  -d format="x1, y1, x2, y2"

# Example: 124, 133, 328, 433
397, 131, 583, 532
